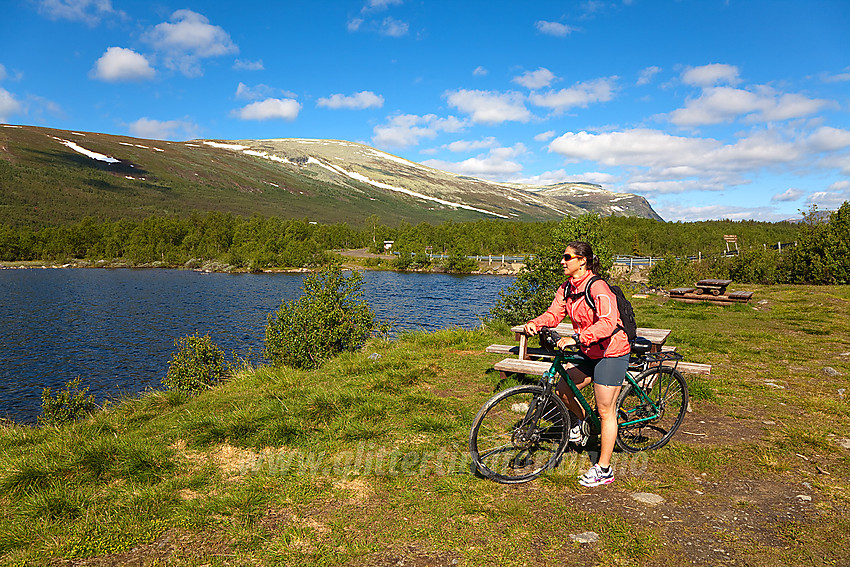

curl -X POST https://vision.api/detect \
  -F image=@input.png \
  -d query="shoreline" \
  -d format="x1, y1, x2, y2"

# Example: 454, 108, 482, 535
0, 257, 525, 276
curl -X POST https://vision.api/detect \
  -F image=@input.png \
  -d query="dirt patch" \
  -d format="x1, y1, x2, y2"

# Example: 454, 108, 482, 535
170, 438, 270, 481
334, 477, 374, 502
567, 472, 827, 566
676, 405, 769, 446
55, 529, 234, 567
349, 544, 460, 567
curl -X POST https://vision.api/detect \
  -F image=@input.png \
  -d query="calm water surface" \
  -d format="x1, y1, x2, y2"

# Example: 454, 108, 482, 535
0, 268, 513, 423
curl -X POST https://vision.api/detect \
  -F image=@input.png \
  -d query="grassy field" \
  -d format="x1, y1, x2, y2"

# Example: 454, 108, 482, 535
1, 285, 848, 566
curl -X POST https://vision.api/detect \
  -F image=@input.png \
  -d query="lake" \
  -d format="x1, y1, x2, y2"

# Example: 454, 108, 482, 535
0, 268, 514, 423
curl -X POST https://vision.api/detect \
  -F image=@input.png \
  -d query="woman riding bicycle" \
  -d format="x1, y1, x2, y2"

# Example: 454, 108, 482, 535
522, 241, 629, 487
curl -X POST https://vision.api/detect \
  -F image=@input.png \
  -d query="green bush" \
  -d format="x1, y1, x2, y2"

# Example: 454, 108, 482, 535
264, 265, 384, 369
728, 247, 781, 284
648, 257, 699, 289
392, 251, 431, 271
162, 334, 225, 393
781, 202, 850, 284
440, 251, 477, 273
38, 377, 97, 427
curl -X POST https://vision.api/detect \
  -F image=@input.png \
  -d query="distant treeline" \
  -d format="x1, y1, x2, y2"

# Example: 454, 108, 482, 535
0, 211, 806, 269
371, 215, 801, 258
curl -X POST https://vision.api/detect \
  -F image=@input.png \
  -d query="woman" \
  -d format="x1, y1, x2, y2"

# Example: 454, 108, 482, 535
522, 241, 630, 487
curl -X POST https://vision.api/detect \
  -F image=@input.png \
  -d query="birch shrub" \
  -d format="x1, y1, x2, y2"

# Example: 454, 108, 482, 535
264, 265, 383, 369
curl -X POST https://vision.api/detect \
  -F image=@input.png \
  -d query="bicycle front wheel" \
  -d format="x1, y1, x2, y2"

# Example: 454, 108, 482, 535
616, 365, 689, 453
469, 385, 570, 484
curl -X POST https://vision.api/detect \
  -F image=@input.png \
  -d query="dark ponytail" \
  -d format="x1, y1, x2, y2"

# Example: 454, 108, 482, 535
566, 241, 601, 273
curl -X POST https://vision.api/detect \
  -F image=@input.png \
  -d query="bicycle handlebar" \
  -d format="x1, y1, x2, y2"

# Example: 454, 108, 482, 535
537, 326, 580, 353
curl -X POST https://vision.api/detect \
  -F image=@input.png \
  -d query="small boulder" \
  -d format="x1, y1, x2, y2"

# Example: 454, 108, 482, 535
569, 531, 599, 544
632, 492, 665, 506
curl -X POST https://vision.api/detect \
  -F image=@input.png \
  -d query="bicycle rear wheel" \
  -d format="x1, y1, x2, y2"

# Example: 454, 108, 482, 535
615, 366, 689, 453
469, 385, 570, 483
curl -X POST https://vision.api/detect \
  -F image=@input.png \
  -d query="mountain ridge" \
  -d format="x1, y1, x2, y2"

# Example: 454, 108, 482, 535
0, 124, 663, 228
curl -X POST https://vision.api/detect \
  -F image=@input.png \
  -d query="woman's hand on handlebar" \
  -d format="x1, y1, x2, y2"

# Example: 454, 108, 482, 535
556, 335, 577, 349
523, 321, 538, 336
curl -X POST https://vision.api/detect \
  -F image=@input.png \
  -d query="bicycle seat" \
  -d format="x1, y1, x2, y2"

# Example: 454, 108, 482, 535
630, 336, 652, 355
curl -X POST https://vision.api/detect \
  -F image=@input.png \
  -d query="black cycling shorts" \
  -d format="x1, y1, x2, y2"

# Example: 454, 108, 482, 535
571, 353, 630, 387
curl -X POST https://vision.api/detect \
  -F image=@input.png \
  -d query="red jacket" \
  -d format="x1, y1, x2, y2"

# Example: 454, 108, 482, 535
530, 271, 630, 359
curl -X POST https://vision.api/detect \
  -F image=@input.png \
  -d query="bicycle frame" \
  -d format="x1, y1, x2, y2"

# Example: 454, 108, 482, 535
539, 348, 664, 432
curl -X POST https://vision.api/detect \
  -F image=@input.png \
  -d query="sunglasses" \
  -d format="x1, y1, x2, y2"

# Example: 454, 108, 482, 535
563, 253, 584, 262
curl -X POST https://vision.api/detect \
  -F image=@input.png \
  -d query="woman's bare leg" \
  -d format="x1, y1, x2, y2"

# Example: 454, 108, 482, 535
593, 382, 622, 468
555, 366, 592, 420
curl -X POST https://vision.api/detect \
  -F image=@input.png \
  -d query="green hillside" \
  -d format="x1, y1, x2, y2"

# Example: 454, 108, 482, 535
0, 125, 661, 229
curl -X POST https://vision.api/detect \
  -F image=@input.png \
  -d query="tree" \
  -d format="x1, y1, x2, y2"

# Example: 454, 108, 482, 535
489, 214, 613, 324
264, 265, 384, 369
781, 202, 850, 284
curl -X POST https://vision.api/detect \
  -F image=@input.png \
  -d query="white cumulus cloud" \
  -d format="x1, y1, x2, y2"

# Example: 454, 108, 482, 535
444, 137, 499, 152
372, 113, 465, 148
547, 125, 850, 200
143, 10, 238, 77
805, 126, 850, 153
317, 91, 384, 110
772, 188, 805, 202
681, 63, 741, 87
128, 117, 198, 140
0, 88, 23, 122
233, 59, 264, 71
362, 0, 403, 11
445, 89, 531, 125
550, 129, 718, 169
513, 68, 556, 90
233, 98, 301, 121
90, 47, 155, 82
806, 181, 850, 207
637, 66, 661, 86
422, 144, 527, 180
235, 82, 285, 101
37, 0, 124, 25
380, 16, 408, 37
529, 77, 617, 114
668, 85, 834, 127
535, 20, 577, 36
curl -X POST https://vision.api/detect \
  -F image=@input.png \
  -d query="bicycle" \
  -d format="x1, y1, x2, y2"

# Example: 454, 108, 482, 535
469, 327, 689, 484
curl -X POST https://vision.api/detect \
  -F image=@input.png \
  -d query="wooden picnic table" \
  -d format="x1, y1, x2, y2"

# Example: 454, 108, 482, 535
507, 323, 671, 359
486, 324, 711, 376
694, 279, 732, 296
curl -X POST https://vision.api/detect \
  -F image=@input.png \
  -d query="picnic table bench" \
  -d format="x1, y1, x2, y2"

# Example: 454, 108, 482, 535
694, 279, 732, 295
486, 323, 711, 377
669, 287, 754, 305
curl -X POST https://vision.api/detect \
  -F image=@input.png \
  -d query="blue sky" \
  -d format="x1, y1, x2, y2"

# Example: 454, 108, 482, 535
2, 0, 849, 222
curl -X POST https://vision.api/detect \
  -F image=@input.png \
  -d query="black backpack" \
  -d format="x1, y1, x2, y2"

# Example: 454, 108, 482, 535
567, 275, 638, 344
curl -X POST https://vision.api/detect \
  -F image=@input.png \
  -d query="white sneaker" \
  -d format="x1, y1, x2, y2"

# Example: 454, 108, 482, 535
579, 464, 614, 487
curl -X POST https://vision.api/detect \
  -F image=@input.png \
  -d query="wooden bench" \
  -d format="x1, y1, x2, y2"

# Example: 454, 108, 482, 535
492, 356, 711, 378
491, 324, 710, 378
727, 290, 754, 301
669, 290, 754, 305
670, 287, 696, 296
486, 343, 678, 358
